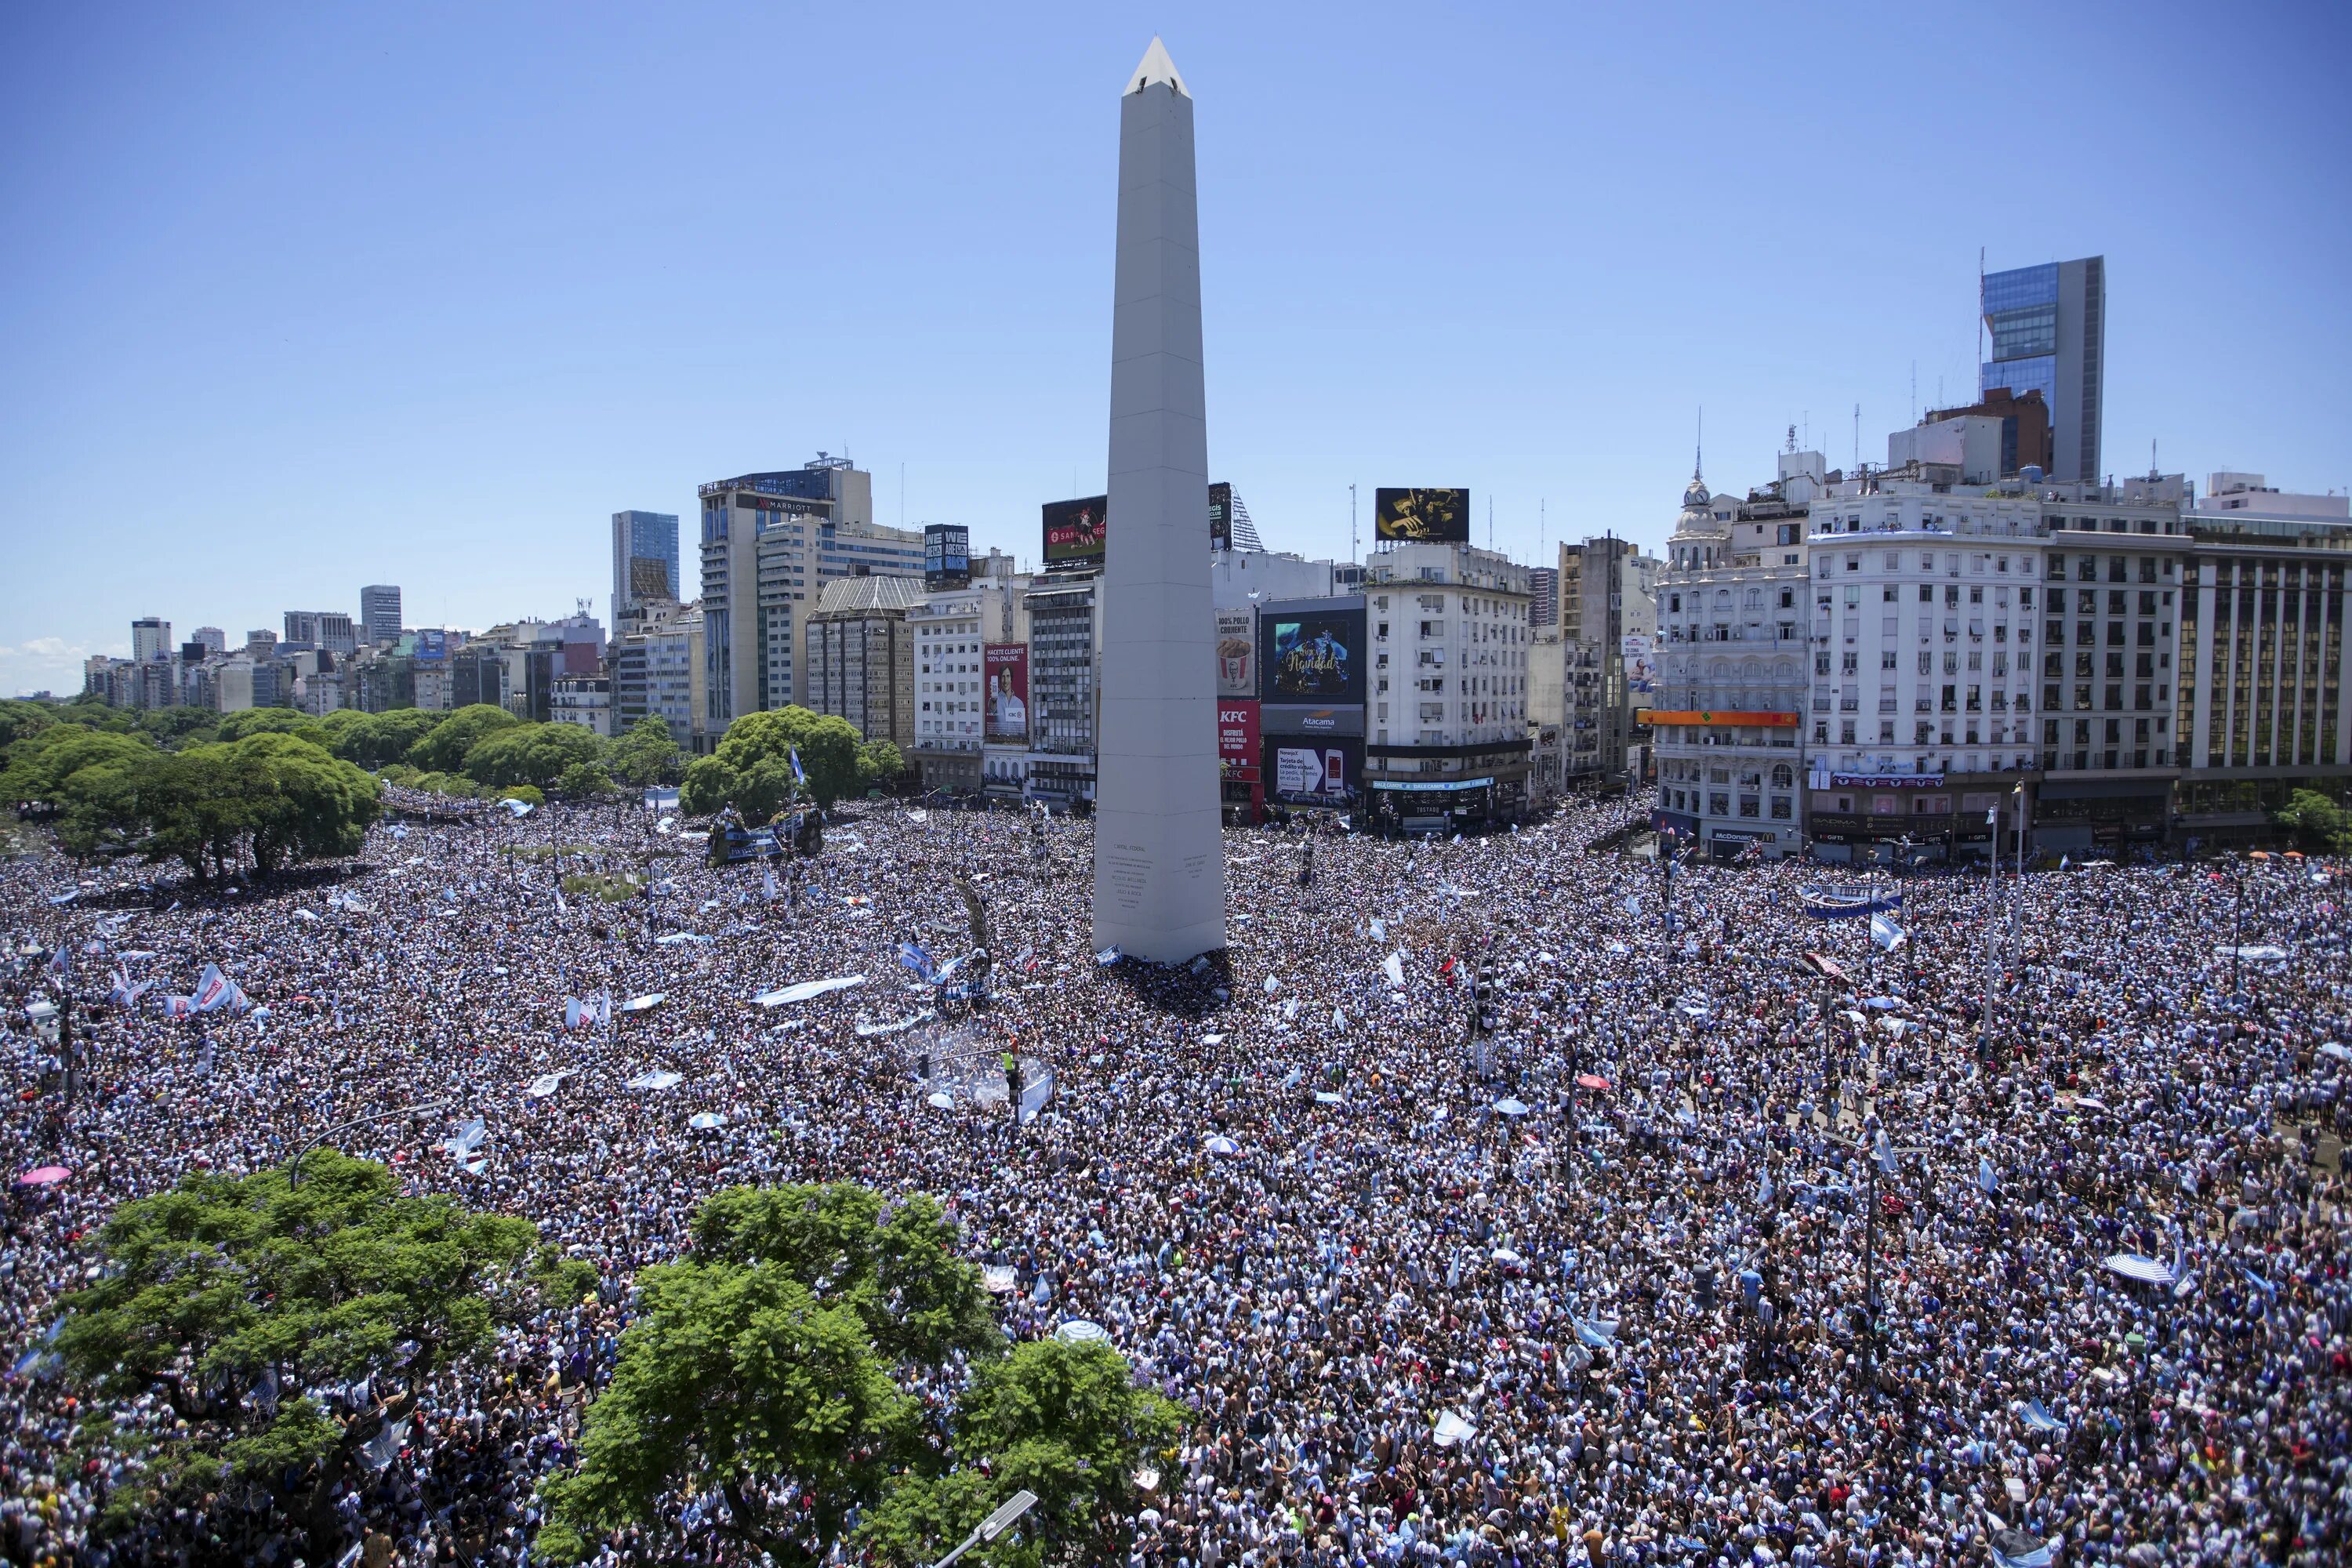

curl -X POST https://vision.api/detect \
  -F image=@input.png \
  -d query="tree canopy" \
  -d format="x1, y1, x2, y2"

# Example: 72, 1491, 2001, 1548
608, 713, 683, 788
318, 706, 439, 768
55, 1149, 588, 1562
681, 706, 863, 815
0, 725, 379, 880
405, 702, 519, 774
2275, 787, 2352, 853
460, 720, 604, 789
213, 707, 325, 746
536, 1181, 1173, 1566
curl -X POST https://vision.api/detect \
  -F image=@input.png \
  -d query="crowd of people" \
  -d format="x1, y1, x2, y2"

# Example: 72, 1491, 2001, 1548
2, 786, 2347, 1567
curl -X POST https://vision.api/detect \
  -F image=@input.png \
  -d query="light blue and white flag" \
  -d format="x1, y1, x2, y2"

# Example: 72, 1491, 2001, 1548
1978, 1156, 1999, 1195
898, 942, 937, 982
191, 963, 246, 1014
1870, 913, 1907, 951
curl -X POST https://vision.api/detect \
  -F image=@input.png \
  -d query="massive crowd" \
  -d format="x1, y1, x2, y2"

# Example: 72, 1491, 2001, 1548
1, 787, 2347, 1567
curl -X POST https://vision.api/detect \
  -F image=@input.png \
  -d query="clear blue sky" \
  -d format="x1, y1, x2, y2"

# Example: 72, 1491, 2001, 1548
4, 2, 2347, 695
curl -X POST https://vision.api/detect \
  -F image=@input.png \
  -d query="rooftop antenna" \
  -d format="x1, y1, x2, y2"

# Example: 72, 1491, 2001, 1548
1853, 404, 1861, 472
1348, 483, 1357, 562
1487, 494, 1494, 551
1785, 424, 1797, 454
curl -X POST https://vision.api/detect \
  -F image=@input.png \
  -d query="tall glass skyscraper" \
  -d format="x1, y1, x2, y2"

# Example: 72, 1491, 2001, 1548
1980, 255, 2104, 484
611, 510, 681, 618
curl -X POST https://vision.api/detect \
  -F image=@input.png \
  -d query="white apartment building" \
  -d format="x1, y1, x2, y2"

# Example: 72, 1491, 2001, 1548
913, 555, 1029, 795
551, 673, 614, 738
1363, 542, 1532, 826
1653, 455, 1815, 859
1799, 479, 2047, 862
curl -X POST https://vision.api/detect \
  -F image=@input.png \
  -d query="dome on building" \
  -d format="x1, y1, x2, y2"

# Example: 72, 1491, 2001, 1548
1682, 471, 1711, 511
1673, 466, 1720, 537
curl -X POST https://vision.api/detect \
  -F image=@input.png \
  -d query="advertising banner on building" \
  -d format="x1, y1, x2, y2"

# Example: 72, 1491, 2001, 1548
1261, 607, 1366, 704
983, 644, 1029, 740
1265, 735, 1361, 804
1208, 481, 1233, 550
924, 524, 971, 589
1620, 633, 1655, 694
414, 628, 448, 662
1042, 495, 1108, 572
1374, 487, 1471, 543
1217, 699, 1260, 774
1214, 609, 1254, 697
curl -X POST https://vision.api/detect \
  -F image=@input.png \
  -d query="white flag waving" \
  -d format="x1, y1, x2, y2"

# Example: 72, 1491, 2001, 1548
1870, 913, 1907, 951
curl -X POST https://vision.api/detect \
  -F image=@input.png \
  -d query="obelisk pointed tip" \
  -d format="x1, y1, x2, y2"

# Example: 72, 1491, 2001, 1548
1126, 36, 1189, 98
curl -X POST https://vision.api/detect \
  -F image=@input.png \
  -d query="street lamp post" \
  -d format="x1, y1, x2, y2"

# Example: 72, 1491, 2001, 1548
930, 1487, 1037, 1568
288, 1100, 452, 1188
2230, 862, 2246, 996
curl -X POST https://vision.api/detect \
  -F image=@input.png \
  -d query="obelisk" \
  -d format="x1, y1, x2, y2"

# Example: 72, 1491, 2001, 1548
1091, 36, 1228, 963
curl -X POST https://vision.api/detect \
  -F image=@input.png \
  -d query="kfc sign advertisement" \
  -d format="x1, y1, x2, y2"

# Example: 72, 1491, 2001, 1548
1218, 700, 1261, 777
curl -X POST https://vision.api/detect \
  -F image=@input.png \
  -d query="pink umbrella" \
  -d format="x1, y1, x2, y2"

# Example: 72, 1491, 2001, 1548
16, 1167, 71, 1188
1575, 1074, 1610, 1092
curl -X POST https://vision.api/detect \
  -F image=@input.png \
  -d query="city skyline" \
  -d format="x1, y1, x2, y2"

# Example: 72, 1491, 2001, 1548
5, 3, 2349, 696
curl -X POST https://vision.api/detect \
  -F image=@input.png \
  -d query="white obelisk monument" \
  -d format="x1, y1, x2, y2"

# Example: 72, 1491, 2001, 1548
1091, 37, 1228, 963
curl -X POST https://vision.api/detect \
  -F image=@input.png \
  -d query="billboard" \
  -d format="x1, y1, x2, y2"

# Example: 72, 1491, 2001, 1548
924, 524, 971, 589
1374, 487, 1471, 543
1264, 735, 1362, 805
1261, 607, 1366, 704
983, 644, 1029, 741
1208, 481, 1233, 550
1214, 609, 1254, 697
1621, 633, 1655, 694
1217, 699, 1260, 773
1042, 495, 1108, 571
413, 628, 448, 662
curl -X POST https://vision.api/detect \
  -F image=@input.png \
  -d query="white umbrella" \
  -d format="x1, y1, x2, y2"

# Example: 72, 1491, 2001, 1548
1204, 1135, 1240, 1156
1493, 1098, 1531, 1116
687, 1111, 728, 1131
927, 1091, 956, 1109
1054, 1319, 1109, 1343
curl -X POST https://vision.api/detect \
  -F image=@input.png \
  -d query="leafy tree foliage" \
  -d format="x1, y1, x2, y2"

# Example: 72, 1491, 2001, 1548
608, 713, 683, 788
55, 1150, 590, 1563
0, 727, 378, 880
213, 707, 325, 746
2275, 787, 2352, 853
858, 739, 908, 794
318, 707, 440, 768
680, 706, 863, 815
405, 702, 518, 774
556, 760, 618, 797
459, 720, 603, 789
536, 1182, 1000, 1565
857, 1338, 1183, 1567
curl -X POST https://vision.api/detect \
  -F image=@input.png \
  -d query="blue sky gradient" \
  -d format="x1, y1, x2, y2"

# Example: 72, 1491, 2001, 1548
3, 2, 2347, 694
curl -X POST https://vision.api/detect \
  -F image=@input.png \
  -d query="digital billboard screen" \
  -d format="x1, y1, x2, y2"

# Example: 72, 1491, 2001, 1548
1264, 735, 1361, 805
1042, 495, 1108, 571
924, 523, 971, 588
1260, 607, 1365, 705
1374, 487, 1470, 543
1208, 481, 1232, 550
983, 644, 1029, 740
1214, 609, 1254, 697
1217, 699, 1260, 773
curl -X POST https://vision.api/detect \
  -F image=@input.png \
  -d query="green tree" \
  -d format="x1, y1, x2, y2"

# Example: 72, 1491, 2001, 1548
608, 714, 683, 788
214, 707, 325, 746
536, 1183, 999, 1565
405, 702, 518, 773
0, 723, 158, 812
858, 739, 907, 794
0, 696, 58, 750
556, 760, 617, 798
462, 721, 603, 789
681, 707, 866, 815
858, 1338, 1183, 1567
2276, 788, 2351, 852
54, 1150, 590, 1563
135, 705, 220, 749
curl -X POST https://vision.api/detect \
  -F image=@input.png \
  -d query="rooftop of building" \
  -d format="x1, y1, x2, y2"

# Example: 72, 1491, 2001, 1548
811, 575, 927, 616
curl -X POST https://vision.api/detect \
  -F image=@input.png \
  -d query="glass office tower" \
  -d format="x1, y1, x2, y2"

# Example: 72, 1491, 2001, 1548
1981, 255, 2104, 485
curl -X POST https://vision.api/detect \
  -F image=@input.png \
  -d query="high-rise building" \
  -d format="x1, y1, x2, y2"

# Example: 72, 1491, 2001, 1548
1652, 452, 1814, 858
1527, 568, 1559, 635
131, 618, 172, 664
1557, 534, 1664, 781
191, 627, 226, 657
804, 575, 924, 753
360, 585, 403, 648
913, 552, 1029, 795
1361, 542, 1534, 826
612, 510, 681, 619
283, 611, 358, 653
697, 456, 922, 737
1980, 256, 2104, 485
